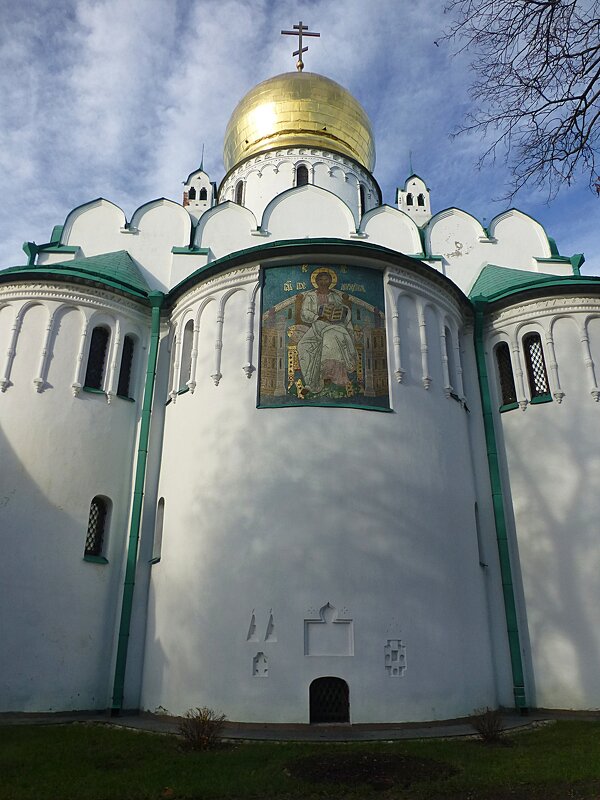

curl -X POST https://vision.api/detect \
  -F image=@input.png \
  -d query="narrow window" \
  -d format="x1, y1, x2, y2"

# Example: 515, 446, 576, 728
445, 326, 456, 389
296, 164, 309, 186
358, 184, 366, 217
417, 193, 425, 207
179, 320, 194, 391
84, 326, 110, 390
85, 496, 110, 558
188, 186, 197, 200
523, 332, 550, 398
199, 187, 207, 200
495, 342, 517, 405
117, 335, 135, 399
151, 498, 165, 563
235, 180, 243, 204
406, 193, 413, 206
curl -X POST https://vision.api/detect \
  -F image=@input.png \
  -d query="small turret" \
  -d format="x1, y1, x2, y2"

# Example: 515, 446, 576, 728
183, 166, 216, 221
397, 174, 431, 225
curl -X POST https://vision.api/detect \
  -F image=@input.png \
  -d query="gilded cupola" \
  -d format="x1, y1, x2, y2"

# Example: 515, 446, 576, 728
222, 71, 376, 175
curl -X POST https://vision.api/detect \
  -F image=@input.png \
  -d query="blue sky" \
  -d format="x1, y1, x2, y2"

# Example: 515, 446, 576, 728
1, 0, 598, 273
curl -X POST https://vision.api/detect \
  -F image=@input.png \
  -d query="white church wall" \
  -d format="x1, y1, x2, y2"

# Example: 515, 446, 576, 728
486, 296, 600, 709
139, 261, 498, 723
0, 282, 149, 711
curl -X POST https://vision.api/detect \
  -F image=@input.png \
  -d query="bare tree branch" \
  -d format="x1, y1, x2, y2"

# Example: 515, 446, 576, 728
442, 0, 600, 198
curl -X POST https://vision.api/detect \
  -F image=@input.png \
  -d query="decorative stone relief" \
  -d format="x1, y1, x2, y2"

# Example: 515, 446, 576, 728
264, 610, 277, 642
252, 652, 268, 677
304, 603, 354, 656
384, 639, 407, 677
246, 611, 258, 642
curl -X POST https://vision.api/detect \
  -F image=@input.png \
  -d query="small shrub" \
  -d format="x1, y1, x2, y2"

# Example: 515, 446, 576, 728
177, 706, 227, 751
471, 707, 505, 743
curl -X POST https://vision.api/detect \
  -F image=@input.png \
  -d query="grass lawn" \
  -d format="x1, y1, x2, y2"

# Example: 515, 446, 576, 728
0, 720, 599, 799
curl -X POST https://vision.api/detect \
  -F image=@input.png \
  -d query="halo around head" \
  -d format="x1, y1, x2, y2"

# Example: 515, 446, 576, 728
311, 267, 338, 289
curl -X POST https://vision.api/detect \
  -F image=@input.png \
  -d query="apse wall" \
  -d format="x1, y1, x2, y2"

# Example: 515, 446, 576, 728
140, 255, 500, 723
0, 282, 149, 711
486, 293, 600, 710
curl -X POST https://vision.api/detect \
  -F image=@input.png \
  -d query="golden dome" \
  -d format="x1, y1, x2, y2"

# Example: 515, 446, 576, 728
223, 72, 375, 174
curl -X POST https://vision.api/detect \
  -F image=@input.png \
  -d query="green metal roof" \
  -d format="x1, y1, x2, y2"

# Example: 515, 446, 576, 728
470, 263, 600, 304
0, 251, 150, 299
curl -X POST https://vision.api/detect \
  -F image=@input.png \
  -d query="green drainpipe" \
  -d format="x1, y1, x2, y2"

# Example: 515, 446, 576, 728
473, 302, 528, 711
112, 291, 164, 714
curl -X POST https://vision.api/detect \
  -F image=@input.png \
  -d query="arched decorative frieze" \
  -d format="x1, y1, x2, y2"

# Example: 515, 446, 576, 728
0, 302, 39, 392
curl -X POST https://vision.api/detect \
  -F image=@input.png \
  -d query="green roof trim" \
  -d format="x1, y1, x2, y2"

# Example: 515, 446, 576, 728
166, 237, 470, 309
470, 263, 600, 305
171, 246, 210, 255
0, 250, 151, 300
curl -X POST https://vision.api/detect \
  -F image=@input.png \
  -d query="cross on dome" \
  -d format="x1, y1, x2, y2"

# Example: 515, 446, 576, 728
280, 20, 320, 71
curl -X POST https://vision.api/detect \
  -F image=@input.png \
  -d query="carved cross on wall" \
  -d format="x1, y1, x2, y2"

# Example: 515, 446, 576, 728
281, 20, 320, 71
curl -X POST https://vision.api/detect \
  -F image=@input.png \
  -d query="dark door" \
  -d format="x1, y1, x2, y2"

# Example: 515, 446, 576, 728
309, 677, 350, 723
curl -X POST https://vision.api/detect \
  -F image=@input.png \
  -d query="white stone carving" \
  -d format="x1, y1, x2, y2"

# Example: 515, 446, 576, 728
304, 603, 354, 657
384, 639, 407, 677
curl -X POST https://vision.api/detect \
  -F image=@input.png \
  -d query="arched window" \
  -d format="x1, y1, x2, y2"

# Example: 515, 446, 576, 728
84, 326, 110, 390
358, 184, 366, 217
235, 180, 243, 204
417, 193, 425, 207
495, 341, 517, 406
406, 193, 413, 206
84, 496, 110, 558
296, 164, 309, 186
117, 335, 135, 399
523, 332, 550, 399
199, 187, 207, 201
179, 320, 194, 391
188, 186, 196, 200
151, 498, 165, 563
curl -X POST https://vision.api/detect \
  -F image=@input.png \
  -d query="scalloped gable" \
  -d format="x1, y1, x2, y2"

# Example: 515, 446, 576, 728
194, 201, 259, 260
62, 198, 127, 251
261, 184, 357, 239
488, 209, 552, 259
360, 205, 422, 255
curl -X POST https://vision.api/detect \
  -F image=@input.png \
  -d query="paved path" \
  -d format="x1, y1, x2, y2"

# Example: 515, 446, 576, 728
4, 709, 597, 741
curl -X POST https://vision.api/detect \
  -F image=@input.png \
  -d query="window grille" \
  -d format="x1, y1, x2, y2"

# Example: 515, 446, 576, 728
85, 496, 108, 557
117, 335, 135, 398
495, 342, 517, 405
309, 677, 349, 723
84, 326, 109, 390
235, 180, 243, 204
296, 164, 309, 186
523, 333, 549, 398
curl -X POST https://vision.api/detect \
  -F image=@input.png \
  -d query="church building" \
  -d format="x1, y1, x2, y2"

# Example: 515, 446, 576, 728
2, 53, 600, 723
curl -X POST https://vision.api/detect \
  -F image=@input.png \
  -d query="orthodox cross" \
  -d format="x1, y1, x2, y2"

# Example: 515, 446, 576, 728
281, 20, 320, 71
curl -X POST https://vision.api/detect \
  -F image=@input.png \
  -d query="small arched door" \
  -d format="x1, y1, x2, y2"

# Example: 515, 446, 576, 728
309, 677, 349, 723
